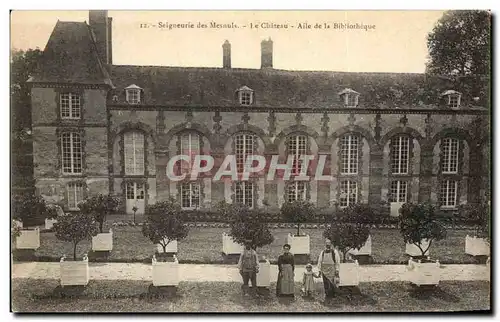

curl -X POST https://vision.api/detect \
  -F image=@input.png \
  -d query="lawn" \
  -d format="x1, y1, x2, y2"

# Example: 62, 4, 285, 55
11, 278, 491, 312
29, 224, 478, 264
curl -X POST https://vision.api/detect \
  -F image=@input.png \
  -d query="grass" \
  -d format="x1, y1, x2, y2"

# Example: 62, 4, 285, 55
28, 225, 479, 264
11, 278, 491, 312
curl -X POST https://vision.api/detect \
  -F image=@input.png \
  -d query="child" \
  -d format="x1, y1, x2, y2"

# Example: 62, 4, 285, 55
301, 263, 320, 297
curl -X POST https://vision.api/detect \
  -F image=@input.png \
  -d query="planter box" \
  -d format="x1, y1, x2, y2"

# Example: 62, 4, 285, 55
348, 235, 372, 256
286, 233, 310, 255
222, 232, 243, 255
60, 254, 89, 286
406, 239, 430, 257
339, 261, 360, 287
407, 259, 440, 286
256, 259, 271, 287
390, 202, 404, 217
152, 254, 179, 286
15, 228, 40, 250
157, 239, 178, 253
465, 235, 490, 256
92, 229, 113, 252
45, 218, 58, 230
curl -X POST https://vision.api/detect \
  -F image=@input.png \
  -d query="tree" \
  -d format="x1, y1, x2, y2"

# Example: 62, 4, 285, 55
78, 194, 120, 233
426, 10, 490, 76
399, 203, 447, 257
323, 222, 370, 263
280, 200, 316, 236
53, 213, 99, 261
11, 194, 52, 226
227, 204, 274, 250
142, 199, 189, 255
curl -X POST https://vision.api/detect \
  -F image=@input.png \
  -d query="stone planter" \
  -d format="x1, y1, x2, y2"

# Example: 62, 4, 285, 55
152, 254, 179, 286
222, 232, 243, 255
406, 239, 430, 257
406, 258, 440, 286
92, 229, 113, 252
465, 235, 490, 256
339, 261, 360, 286
45, 218, 58, 230
390, 202, 404, 217
157, 239, 178, 253
256, 259, 271, 287
348, 235, 372, 256
15, 228, 40, 250
60, 254, 89, 286
286, 233, 310, 255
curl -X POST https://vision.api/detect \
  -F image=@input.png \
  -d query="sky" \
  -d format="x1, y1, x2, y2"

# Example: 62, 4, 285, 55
10, 10, 445, 73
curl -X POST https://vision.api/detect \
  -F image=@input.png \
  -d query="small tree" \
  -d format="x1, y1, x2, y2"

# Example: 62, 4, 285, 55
459, 202, 490, 242
323, 222, 370, 263
280, 200, 316, 236
53, 213, 99, 261
11, 219, 22, 240
142, 199, 189, 255
228, 204, 274, 251
11, 194, 52, 226
399, 203, 447, 257
78, 194, 120, 233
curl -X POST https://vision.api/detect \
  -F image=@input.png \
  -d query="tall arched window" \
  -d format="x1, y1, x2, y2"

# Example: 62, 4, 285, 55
235, 133, 255, 173
389, 135, 411, 203
124, 131, 145, 175
440, 137, 460, 208
179, 132, 200, 174
235, 181, 254, 208
287, 134, 307, 175
340, 135, 359, 174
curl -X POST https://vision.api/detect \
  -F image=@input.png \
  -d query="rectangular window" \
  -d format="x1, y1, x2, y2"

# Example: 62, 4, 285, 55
67, 183, 84, 210
239, 91, 252, 105
235, 181, 254, 209
126, 89, 140, 104
287, 181, 306, 203
440, 180, 458, 208
126, 182, 145, 200
340, 135, 359, 174
390, 180, 408, 203
180, 132, 200, 174
391, 136, 410, 175
181, 182, 200, 209
448, 95, 460, 108
287, 135, 307, 175
345, 94, 358, 107
61, 132, 82, 174
235, 134, 255, 173
124, 132, 145, 175
442, 138, 459, 174
339, 180, 357, 208
60, 93, 81, 119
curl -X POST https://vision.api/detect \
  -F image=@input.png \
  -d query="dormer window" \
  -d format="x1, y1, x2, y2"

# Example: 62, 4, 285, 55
441, 90, 461, 109
339, 88, 359, 108
125, 84, 142, 105
237, 86, 254, 106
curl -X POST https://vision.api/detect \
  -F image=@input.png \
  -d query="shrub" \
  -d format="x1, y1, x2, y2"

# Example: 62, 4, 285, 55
11, 219, 22, 239
399, 202, 447, 257
227, 204, 274, 250
280, 200, 316, 236
323, 222, 370, 262
46, 204, 64, 219
142, 199, 189, 254
78, 194, 120, 233
458, 202, 490, 242
53, 213, 99, 260
11, 194, 52, 226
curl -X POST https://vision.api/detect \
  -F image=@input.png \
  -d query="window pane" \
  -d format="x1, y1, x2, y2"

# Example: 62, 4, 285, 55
61, 132, 82, 174
340, 180, 357, 207
67, 183, 83, 209
124, 132, 145, 175
181, 182, 200, 209
391, 136, 409, 174
442, 138, 459, 174
440, 180, 457, 207
390, 180, 407, 203
235, 134, 254, 173
341, 135, 358, 174
61, 93, 81, 119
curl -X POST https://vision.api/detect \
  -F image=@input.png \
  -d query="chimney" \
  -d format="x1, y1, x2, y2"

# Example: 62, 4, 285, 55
89, 10, 111, 64
222, 40, 231, 68
261, 38, 273, 69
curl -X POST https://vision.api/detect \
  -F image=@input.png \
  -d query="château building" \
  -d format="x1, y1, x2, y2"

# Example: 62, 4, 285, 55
29, 10, 490, 215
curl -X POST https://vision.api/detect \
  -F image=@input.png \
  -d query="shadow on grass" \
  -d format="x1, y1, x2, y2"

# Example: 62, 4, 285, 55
407, 284, 460, 303
321, 286, 377, 308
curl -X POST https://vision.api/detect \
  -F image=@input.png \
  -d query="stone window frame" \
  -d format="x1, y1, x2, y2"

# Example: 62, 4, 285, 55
179, 180, 202, 210
437, 135, 465, 209
121, 178, 149, 211
232, 131, 258, 176
441, 90, 462, 109
236, 86, 255, 106
336, 132, 364, 204
285, 132, 312, 178
59, 92, 82, 120
177, 179, 205, 210
176, 130, 205, 178
55, 88, 85, 124
56, 127, 86, 177
119, 129, 149, 177
388, 179, 409, 203
64, 179, 88, 211
125, 84, 143, 105
233, 180, 257, 209
338, 88, 360, 108
387, 134, 415, 203
338, 179, 358, 208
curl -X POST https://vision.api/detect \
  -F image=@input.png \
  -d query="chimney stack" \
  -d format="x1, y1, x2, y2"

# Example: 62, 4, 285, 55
261, 38, 273, 69
222, 40, 231, 68
89, 10, 112, 64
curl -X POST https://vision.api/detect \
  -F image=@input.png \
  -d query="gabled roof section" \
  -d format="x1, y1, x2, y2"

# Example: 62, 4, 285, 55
125, 84, 142, 90
338, 88, 359, 96
237, 85, 254, 92
29, 21, 113, 87
441, 89, 461, 96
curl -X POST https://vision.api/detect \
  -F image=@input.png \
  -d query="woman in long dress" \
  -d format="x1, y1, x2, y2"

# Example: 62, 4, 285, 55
276, 244, 295, 297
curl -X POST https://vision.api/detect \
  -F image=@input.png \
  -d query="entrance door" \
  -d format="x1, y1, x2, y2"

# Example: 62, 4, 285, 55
126, 182, 145, 215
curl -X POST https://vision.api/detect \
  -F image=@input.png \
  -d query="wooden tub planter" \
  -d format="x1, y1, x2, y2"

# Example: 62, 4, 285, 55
406, 258, 441, 286
286, 233, 310, 255
405, 239, 430, 257
348, 235, 372, 256
91, 229, 113, 252
256, 258, 271, 287
157, 239, 178, 254
152, 254, 179, 287
339, 260, 360, 287
60, 254, 90, 286
15, 227, 40, 250
222, 232, 243, 255
465, 235, 490, 256
45, 218, 58, 230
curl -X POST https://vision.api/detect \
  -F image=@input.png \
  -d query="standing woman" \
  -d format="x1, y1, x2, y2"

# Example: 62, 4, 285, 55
276, 244, 295, 297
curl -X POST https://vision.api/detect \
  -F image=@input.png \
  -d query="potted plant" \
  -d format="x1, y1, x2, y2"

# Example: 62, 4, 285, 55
79, 194, 120, 252
338, 203, 377, 257
217, 201, 245, 255
280, 200, 315, 256
11, 194, 50, 250
460, 202, 490, 257
45, 204, 63, 230
142, 199, 189, 287
53, 212, 98, 286
228, 206, 274, 287
399, 203, 447, 286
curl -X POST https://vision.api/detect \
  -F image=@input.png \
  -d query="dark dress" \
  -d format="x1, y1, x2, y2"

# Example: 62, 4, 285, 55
276, 253, 295, 296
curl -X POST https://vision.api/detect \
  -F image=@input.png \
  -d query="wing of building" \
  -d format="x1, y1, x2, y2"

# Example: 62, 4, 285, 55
28, 10, 490, 215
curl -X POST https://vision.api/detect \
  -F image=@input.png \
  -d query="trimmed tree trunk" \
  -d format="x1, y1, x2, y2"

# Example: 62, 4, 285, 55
73, 242, 78, 261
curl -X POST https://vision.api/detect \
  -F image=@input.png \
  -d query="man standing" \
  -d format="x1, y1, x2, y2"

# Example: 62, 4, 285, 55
238, 239, 259, 293
317, 240, 341, 299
